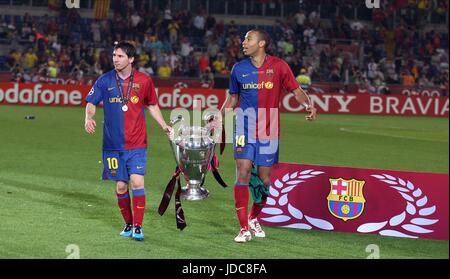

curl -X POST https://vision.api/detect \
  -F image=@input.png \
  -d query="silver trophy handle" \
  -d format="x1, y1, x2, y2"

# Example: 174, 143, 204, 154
169, 115, 184, 144
170, 115, 184, 127
203, 111, 216, 123
203, 111, 221, 144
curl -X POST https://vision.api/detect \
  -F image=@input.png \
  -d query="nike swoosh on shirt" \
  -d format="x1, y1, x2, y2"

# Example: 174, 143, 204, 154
242, 74, 249, 77
107, 87, 115, 91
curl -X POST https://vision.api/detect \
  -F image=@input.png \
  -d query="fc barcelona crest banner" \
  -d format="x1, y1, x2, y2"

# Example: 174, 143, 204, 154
327, 178, 366, 221
259, 163, 449, 240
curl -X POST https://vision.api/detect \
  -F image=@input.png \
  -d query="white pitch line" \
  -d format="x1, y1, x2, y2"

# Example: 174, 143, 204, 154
339, 128, 448, 143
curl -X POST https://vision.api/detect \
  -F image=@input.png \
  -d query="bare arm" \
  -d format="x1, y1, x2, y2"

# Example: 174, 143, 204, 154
147, 104, 172, 137
212, 92, 239, 148
84, 102, 97, 134
292, 87, 317, 121
219, 93, 239, 120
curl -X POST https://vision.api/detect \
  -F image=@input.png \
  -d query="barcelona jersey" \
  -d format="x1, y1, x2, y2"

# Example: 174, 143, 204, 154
229, 55, 299, 140
229, 55, 299, 166
86, 70, 158, 151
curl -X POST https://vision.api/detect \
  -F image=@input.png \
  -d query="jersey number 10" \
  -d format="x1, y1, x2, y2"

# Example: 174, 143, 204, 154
107, 157, 119, 169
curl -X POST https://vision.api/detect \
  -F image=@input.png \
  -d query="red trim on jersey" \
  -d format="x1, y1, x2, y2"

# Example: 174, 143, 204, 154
256, 56, 298, 139
123, 71, 158, 150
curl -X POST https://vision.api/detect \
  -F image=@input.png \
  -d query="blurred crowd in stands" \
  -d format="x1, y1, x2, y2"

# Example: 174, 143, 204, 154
0, 0, 448, 94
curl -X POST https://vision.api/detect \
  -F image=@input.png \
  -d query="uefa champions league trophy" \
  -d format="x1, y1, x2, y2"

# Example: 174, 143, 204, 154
169, 113, 219, 200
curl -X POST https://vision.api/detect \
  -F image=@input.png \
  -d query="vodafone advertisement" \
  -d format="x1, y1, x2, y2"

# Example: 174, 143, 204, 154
0, 82, 448, 117
0, 82, 91, 107
260, 163, 449, 240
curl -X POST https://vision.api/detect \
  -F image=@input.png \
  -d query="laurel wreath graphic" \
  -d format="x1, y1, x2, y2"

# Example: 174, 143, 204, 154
260, 169, 335, 231
357, 174, 439, 238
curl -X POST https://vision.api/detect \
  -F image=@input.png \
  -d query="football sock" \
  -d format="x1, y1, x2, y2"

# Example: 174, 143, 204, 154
116, 191, 133, 225
250, 197, 267, 220
234, 184, 249, 230
132, 188, 146, 227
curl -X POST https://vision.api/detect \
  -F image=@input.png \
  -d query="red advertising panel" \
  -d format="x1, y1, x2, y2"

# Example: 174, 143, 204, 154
0, 82, 91, 106
1, 73, 444, 96
156, 87, 226, 109
260, 163, 449, 240
282, 92, 449, 117
1, 82, 448, 117
0, 73, 204, 88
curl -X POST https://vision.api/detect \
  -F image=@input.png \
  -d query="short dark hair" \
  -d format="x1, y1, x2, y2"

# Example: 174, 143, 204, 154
113, 41, 136, 58
250, 28, 271, 50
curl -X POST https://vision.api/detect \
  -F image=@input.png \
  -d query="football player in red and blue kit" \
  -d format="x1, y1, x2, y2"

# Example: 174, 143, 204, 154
84, 41, 172, 241
220, 29, 317, 242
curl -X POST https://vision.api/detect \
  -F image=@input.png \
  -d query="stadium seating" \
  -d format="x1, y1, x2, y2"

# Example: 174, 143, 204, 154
0, 1, 447, 92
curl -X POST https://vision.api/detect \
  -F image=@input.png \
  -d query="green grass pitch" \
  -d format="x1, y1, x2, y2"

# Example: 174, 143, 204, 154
0, 105, 448, 259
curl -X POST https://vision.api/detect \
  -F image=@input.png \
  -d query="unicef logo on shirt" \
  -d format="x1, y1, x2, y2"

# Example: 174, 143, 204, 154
265, 82, 274, 89
131, 96, 139, 104
242, 82, 274, 90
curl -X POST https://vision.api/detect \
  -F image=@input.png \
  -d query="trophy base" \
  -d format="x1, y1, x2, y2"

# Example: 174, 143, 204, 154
181, 185, 209, 201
